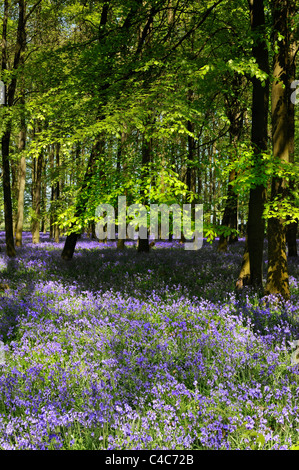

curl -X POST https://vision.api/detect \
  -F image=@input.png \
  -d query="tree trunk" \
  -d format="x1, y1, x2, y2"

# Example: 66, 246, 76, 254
186, 91, 197, 199
15, 88, 26, 247
49, 144, 55, 239
1, 130, 16, 257
265, 0, 290, 299
11, 158, 19, 237
41, 155, 47, 234
236, 234, 250, 289
31, 140, 43, 244
54, 143, 60, 243
217, 169, 238, 252
238, 0, 269, 287
286, 3, 297, 257
137, 134, 151, 253
116, 132, 127, 250
61, 139, 104, 259
1, 0, 27, 256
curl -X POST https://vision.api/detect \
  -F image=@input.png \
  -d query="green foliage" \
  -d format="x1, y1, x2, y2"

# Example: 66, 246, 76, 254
0, 0, 297, 250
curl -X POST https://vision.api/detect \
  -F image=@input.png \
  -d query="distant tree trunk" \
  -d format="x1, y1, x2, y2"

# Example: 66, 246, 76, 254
31, 133, 43, 244
217, 168, 238, 252
41, 156, 47, 234
265, 0, 290, 299
137, 134, 151, 252
49, 145, 55, 239
197, 145, 202, 202
218, 73, 244, 252
186, 90, 197, 243
186, 91, 196, 198
238, 0, 269, 287
54, 143, 60, 243
117, 132, 127, 250
15, 86, 26, 247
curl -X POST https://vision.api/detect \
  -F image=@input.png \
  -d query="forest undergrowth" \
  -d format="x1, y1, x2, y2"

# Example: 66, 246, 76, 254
0, 232, 298, 450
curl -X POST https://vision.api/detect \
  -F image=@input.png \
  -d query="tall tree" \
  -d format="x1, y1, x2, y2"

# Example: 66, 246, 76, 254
61, 2, 110, 260
1, 0, 42, 255
265, 0, 290, 299
31, 125, 44, 244
237, 0, 269, 288
15, 80, 26, 247
137, 132, 152, 252
286, 0, 298, 258
1, 0, 21, 257
61, 138, 105, 259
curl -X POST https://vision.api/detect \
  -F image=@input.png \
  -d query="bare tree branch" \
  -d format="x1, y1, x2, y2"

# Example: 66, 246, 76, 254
25, 0, 43, 24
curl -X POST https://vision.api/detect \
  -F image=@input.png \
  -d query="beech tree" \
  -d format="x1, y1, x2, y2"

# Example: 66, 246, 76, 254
265, 0, 293, 299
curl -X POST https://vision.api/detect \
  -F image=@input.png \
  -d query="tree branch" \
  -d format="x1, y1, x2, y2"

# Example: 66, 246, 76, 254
162, 0, 225, 61
25, 0, 43, 24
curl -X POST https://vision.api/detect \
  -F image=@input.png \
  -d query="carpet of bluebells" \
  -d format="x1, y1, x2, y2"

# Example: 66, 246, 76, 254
0, 232, 298, 450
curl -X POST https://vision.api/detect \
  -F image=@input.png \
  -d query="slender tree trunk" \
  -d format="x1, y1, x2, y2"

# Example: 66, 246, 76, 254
117, 132, 127, 250
238, 0, 269, 287
49, 145, 55, 238
137, 134, 151, 252
186, 94, 197, 242
186, 91, 196, 199
15, 87, 26, 247
54, 143, 60, 243
31, 134, 43, 243
1, 130, 16, 256
41, 156, 47, 234
217, 168, 238, 252
11, 158, 19, 236
265, 0, 290, 299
